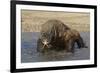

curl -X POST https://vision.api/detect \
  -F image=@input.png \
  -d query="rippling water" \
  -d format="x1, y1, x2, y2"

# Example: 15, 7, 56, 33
21, 32, 90, 63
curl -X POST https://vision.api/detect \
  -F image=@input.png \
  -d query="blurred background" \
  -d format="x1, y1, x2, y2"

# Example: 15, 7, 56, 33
21, 10, 90, 32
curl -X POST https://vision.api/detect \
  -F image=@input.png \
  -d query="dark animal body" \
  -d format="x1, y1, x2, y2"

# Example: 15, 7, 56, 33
37, 20, 85, 53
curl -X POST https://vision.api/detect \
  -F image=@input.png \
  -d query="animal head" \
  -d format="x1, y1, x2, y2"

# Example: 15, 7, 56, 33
40, 33, 52, 49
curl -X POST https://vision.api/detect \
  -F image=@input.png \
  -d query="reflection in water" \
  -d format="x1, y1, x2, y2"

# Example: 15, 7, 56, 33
21, 32, 90, 63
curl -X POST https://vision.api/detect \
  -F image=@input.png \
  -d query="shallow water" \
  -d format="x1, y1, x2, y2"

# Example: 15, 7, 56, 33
21, 32, 90, 63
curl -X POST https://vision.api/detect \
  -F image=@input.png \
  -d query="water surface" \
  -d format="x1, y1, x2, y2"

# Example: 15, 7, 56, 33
21, 32, 90, 63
